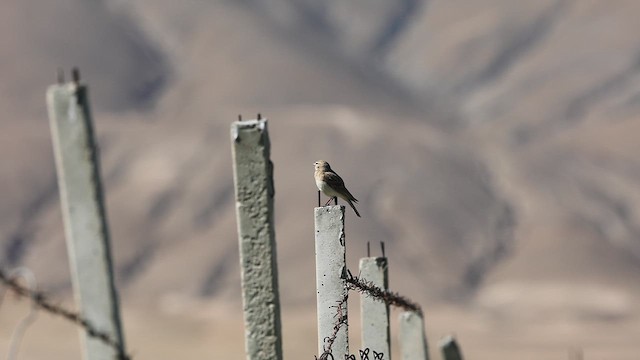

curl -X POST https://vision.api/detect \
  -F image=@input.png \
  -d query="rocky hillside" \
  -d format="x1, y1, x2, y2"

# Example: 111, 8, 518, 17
1, 0, 640, 329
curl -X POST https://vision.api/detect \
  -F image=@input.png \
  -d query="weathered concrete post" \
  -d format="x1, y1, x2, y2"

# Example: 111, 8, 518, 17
231, 118, 283, 360
46, 72, 126, 359
314, 205, 349, 359
439, 336, 463, 360
399, 311, 429, 360
359, 257, 390, 359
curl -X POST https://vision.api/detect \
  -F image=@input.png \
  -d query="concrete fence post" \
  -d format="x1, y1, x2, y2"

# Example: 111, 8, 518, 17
399, 311, 429, 360
231, 118, 283, 360
314, 205, 349, 359
359, 257, 390, 359
439, 336, 463, 360
46, 73, 126, 359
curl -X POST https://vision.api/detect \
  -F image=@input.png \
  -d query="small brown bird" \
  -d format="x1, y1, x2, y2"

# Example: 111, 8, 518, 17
314, 160, 361, 217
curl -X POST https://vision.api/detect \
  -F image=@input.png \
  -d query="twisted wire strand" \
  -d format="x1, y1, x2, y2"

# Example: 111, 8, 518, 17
0, 267, 131, 360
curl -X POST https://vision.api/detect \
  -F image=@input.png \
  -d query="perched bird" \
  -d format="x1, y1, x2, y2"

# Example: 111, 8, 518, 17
314, 160, 361, 217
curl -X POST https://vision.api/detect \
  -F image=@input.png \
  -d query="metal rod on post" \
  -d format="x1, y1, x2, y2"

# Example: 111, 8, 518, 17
359, 256, 390, 359
314, 205, 349, 359
231, 117, 283, 360
399, 311, 429, 360
439, 336, 463, 360
46, 69, 126, 360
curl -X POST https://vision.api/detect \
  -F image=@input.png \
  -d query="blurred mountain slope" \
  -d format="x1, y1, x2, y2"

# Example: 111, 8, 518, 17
0, 0, 639, 327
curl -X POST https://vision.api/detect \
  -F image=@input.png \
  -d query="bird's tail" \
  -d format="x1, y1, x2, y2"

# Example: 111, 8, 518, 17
347, 199, 361, 217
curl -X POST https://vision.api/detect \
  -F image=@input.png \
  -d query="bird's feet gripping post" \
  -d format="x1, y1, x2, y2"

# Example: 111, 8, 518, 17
324, 197, 337, 206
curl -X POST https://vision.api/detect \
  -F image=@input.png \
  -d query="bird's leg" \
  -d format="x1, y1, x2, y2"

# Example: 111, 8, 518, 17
324, 198, 332, 206
333, 197, 338, 205
318, 190, 321, 207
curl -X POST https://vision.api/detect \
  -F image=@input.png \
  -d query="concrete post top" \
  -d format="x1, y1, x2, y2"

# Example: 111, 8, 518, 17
314, 205, 345, 214
48, 82, 82, 90
233, 118, 267, 125
400, 311, 423, 321
438, 336, 457, 347
360, 257, 388, 268
231, 118, 267, 131
231, 119, 269, 144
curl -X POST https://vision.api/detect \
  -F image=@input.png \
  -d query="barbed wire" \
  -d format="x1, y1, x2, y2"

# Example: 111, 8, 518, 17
318, 347, 385, 360
0, 267, 131, 360
351, 347, 385, 360
343, 269, 422, 316
316, 292, 349, 360
316, 268, 423, 359
0, 267, 39, 360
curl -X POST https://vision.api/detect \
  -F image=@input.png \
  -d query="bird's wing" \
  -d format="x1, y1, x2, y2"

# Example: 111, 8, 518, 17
323, 171, 345, 189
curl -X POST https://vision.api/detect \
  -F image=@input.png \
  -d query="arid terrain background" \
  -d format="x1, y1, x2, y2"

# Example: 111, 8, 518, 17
1, 0, 640, 359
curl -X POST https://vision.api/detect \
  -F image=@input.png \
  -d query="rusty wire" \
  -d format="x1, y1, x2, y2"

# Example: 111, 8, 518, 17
316, 268, 421, 359
0, 267, 131, 360
343, 270, 423, 316
1, 267, 39, 360
316, 292, 349, 360
318, 346, 385, 360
